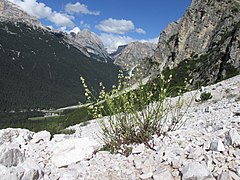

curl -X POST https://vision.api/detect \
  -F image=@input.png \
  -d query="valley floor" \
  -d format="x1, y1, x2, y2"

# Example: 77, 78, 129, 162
0, 75, 240, 179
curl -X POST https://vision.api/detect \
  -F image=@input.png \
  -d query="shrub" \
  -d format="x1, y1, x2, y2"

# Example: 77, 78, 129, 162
200, 92, 212, 101
81, 67, 192, 155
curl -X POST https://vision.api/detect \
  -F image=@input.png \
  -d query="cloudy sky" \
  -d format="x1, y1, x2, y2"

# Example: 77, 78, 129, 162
9, 0, 191, 52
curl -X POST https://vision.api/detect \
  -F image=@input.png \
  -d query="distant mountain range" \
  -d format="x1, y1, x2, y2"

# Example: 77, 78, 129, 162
0, 0, 119, 111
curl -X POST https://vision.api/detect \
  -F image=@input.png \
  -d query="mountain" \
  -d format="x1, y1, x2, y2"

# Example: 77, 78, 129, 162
146, 0, 240, 86
0, 0, 119, 111
66, 29, 112, 63
113, 42, 156, 71
0, 0, 45, 29
110, 45, 127, 59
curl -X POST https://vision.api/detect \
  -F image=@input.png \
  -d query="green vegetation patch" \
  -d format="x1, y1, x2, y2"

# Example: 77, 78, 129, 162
200, 92, 213, 101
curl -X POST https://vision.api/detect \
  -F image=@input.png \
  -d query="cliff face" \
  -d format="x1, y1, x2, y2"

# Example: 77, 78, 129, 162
113, 42, 156, 70
110, 45, 127, 59
150, 0, 240, 85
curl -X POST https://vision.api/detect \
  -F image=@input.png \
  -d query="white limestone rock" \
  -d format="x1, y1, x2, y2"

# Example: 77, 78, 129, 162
0, 164, 8, 178
141, 158, 156, 174
51, 134, 71, 142
132, 143, 145, 154
217, 171, 232, 180
0, 146, 25, 167
188, 147, 203, 159
209, 140, 225, 152
139, 172, 153, 179
181, 162, 211, 180
17, 159, 44, 180
31, 131, 51, 144
236, 166, 240, 177
0, 169, 20, 180
133, 157, 143, 170
153, 168, 174, 180
0, 128, 33, 145
59, 169, 79, 180
51, 137, 100, 168
205, 106, 213, 113
224, 129, 240, 147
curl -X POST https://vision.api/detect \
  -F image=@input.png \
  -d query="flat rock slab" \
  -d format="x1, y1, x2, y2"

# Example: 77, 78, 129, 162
181, 162, 211, 180
51, 137, 100, 168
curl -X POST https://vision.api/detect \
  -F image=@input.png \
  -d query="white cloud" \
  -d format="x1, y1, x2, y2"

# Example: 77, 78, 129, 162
96, 18, 135, 35
65, 2, 100, 15
98, 33, 159, 53
80, 20, 90, 28
8, 0, 74, 27
49, 13, 74, 27
98, 33, 134, 53
135, 28, 146, 34
140, 37, 159, 44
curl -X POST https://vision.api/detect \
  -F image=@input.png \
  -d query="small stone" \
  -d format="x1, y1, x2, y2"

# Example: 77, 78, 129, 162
224, 129, 240, 147
132, 143, 145, 154
233, 150, 240, 158
209, 140, 225, 152
217, 171, 231, 180
170, 158, 182, 169
205, 106, 213, 113
181, 162, 211, 180
188, 147, 203, 159
153, 168, 174, 180
134, 157, 143, 170
59, 169, 79, 180
139, 172, 153, 179
31, 131, 51, 143
228, 161, 237, 172
229, 171, 240, 180
142, 158, 156, 173
236, 166, 240, 177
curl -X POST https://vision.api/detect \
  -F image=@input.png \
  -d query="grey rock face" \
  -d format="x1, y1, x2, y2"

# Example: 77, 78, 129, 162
149, 0, 240, 83
114, 41, 156, 70
110, 44, 127, 59
67, 29, 111, 62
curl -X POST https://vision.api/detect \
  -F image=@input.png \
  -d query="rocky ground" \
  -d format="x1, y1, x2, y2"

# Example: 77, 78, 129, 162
0, 75, 240, 180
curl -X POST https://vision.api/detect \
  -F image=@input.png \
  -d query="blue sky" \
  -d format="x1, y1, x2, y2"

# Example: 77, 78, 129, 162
9, 0, 191, 52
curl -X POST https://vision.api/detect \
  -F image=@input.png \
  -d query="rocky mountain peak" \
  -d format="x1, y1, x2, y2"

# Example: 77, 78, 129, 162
67, 29, 111, 62
0, 0, 44, 28
113, 41, 157, 70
